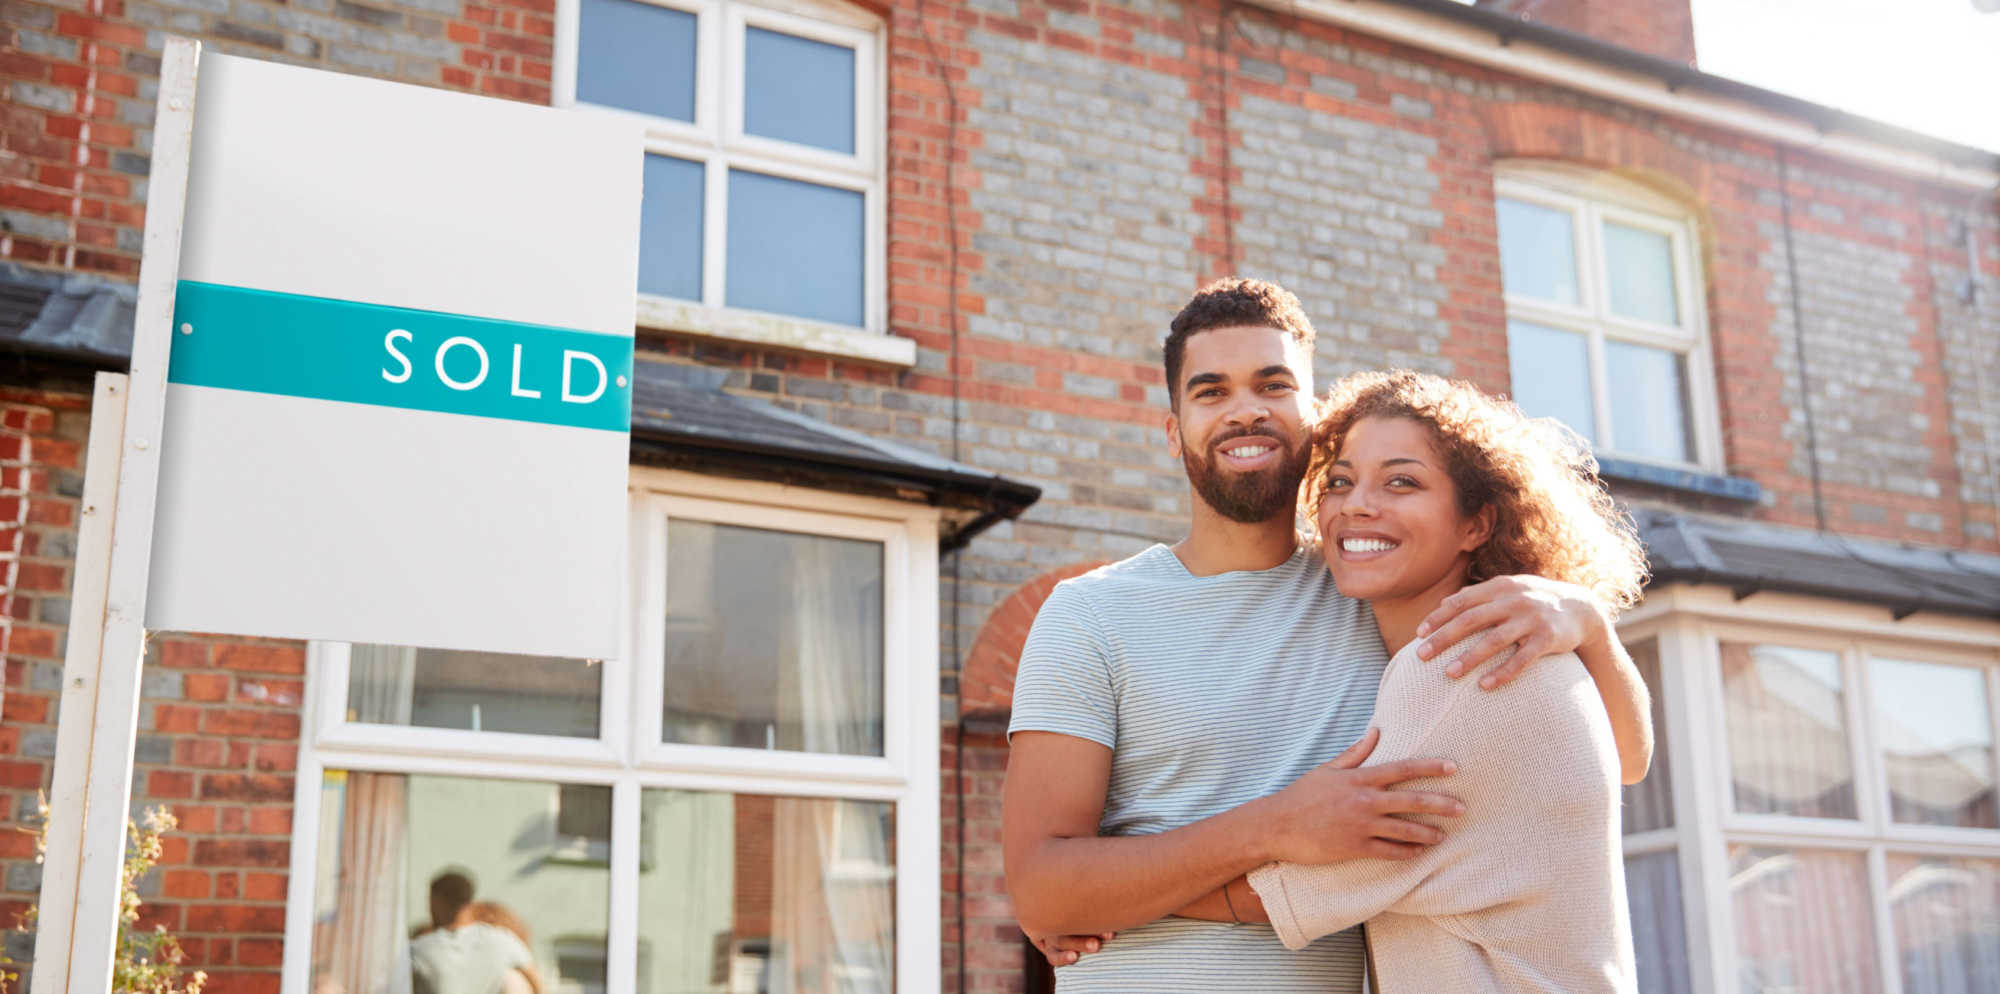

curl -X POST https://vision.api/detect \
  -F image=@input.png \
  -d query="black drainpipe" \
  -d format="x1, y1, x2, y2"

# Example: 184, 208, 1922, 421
1777, 145, 1830, 531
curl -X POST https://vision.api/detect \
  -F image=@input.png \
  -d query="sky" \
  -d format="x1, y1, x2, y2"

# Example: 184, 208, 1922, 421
1690, 0, 2000, 154
1445, 0, 2000, 154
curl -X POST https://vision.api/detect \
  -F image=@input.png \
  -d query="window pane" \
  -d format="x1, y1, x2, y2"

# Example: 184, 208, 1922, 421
725, 170, 865, 327
1506, 320, 1596, 446
664, 520, 884, 756
1605, 340, 1693, 463
1872, 658, 1998, 829
1496, 197, 1580, 304
1604, 220, 1680, 325
1721, 642, 1857, 819
310, 771, 609, 994
576, 0, 696, 122
1887, 853, 2000, 994
1622, 639, 1675, 833
743, 26, 856, 155
638, 789, 894, 994
1627, 850, 1691, 994
640, 154, 704, 301
346, 644, 600, 738
1728, 845, 1880, 994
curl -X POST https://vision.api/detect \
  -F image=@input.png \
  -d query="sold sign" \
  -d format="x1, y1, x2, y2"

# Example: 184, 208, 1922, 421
169, 281, 633, 432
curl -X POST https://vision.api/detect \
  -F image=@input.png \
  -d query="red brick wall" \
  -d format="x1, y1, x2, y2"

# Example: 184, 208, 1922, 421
0, 380, 303, 994
1478, 0, 1698, 65
0, 0, 554, 281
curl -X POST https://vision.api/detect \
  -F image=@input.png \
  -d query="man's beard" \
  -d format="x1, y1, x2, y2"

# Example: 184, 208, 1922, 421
1182, 426, 1311, 523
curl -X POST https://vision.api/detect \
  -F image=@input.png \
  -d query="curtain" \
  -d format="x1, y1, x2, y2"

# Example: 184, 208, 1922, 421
769, 539, 894, 994
1888, 854, 2000, 994
1625, 851, 1691, 994
1720, 643, 1858, 819
317, 646, 418, 994
1729, 846, 1878, 994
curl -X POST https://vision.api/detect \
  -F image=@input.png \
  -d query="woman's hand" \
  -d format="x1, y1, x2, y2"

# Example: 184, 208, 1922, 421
1028, 930, 1114, 967
1411, 574, 1608, 689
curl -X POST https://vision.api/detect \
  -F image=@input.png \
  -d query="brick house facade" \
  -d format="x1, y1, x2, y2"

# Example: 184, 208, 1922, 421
3, 0, 1998, 992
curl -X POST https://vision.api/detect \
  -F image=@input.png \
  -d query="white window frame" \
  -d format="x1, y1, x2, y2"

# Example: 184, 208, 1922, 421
1622, 585, 2000, 994
553, 0, 904, 366
278, 468, 942, 994
1495, 163, 1724, 472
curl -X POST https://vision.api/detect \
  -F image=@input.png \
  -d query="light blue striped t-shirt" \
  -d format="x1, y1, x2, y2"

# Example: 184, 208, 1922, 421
1009, 543, 1387, 993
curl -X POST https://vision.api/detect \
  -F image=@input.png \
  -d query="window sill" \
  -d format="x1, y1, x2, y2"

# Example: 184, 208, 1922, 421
1597, 457, 1763, 504
635, 296, 915, 368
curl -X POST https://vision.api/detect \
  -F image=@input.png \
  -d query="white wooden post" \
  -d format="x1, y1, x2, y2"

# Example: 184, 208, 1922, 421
30, 36, 201, 994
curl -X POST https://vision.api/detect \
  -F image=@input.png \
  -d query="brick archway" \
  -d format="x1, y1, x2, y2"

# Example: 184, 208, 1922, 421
959, 561, 1108, 718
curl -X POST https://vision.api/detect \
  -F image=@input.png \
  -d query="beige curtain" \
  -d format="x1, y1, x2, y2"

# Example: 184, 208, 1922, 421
1721, 643, 1858, 819
1729, 846, 1879, 994
769, 540, 893, 994
1888, 854, 2000, 994
317, 646, 417, 994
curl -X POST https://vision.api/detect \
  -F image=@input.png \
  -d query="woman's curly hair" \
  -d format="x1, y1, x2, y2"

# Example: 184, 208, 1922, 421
1303, 369, 1649, 613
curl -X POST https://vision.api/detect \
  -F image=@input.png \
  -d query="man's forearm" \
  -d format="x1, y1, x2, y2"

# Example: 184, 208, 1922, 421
1010, 795, 1280, 936
1575, 626, 1653, 784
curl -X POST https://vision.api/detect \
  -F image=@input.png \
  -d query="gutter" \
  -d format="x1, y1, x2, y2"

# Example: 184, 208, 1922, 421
1243, 0, 2000, 188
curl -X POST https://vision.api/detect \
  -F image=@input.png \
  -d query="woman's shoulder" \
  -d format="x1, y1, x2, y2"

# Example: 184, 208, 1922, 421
1379, 635, 1591, 723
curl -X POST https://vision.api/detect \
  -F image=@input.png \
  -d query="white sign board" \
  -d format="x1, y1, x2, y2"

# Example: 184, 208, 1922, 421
144, 53, 640, 658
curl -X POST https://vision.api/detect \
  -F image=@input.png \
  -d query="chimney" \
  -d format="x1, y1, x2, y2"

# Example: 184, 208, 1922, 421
1476, 0, 1697, 66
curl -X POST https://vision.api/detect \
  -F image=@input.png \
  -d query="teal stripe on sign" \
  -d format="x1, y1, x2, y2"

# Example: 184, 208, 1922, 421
168, 281, 633, 432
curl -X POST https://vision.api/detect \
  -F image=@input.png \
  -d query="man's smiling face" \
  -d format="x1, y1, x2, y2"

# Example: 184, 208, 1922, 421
1165, 324, 1316, 523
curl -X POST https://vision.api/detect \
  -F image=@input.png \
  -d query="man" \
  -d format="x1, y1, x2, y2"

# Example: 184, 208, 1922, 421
409, 870, 544, 994
1002, 279, 1651, 991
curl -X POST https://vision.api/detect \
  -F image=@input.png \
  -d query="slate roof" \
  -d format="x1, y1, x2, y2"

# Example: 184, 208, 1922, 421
0, 266, 1040, 548
1635, 507, 2000, 620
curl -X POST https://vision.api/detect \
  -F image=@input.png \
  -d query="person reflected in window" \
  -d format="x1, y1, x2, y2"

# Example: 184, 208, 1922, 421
409, 870, 546, 994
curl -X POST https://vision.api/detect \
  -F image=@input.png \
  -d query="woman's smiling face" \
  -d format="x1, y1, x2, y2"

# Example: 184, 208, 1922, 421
1315, 415, 1494, 605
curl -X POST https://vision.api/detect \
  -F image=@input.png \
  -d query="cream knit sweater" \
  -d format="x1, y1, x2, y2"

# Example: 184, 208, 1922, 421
1247, 636, 1637, 994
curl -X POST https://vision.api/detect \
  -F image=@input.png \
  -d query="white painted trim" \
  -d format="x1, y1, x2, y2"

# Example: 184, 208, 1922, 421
277, 655, 331, 994
630, 465, 946, 523
1251, 0, 2000, 189
31, 374, 128, 994
1660, 617, 1727, 994
635, 293, 916, 367
32, 36, 201, 994
1643, 584, 2000, 649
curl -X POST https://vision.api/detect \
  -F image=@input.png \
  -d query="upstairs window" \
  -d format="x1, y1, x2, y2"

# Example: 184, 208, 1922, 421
561, 0, 881, 331
1494, 166, 1721, 470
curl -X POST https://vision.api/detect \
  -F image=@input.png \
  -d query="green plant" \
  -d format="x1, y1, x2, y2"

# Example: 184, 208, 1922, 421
1, 796, 207, 994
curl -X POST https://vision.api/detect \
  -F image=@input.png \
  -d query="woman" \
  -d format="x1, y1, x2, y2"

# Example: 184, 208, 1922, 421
1186, 369, 1647, 991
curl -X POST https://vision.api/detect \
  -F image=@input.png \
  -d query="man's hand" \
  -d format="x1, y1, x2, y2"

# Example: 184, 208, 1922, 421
1027, 931, 1114, 968
1263, 728, 1463, 865
1413, 574, 1608, 689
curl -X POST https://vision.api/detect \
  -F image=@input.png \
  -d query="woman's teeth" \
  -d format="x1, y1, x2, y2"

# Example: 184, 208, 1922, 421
1342, 538, 1396, 553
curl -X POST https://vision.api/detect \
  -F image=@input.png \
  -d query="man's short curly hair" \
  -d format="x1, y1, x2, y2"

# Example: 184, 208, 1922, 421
1164, 279, 1316, 408
1304, 370, 1649, 613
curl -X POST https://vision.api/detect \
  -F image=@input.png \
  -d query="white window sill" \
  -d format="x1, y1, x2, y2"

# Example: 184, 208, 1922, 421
635, 295, 915, 368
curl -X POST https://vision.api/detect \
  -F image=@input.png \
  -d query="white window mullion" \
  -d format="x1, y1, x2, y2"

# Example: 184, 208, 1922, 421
605, 778, 642, 994
1665, 619, 1731, 994
1850, 645, 1891, 833
701, 155, 729, 310
1869, 844, 1905, 994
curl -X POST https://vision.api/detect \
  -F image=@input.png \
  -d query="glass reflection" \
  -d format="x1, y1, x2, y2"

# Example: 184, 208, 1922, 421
1604, 340, 1692, 464
664, 520, 885, 756
1729, 845, 1879, 994
1621, 640, 1674, 834
638, 789, 895, 994
310, 772, 609, 994
1872, 658, 1998, 829
1887, 853, 2000, 994
1602, 220, 1680, 325
1496, 197, 1580, 305
1721, 642, 1857, 819
577, 0, 697, 122
1506, 320, 1595, 446
347, 644, 600, 738
744, 26, 856, 154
